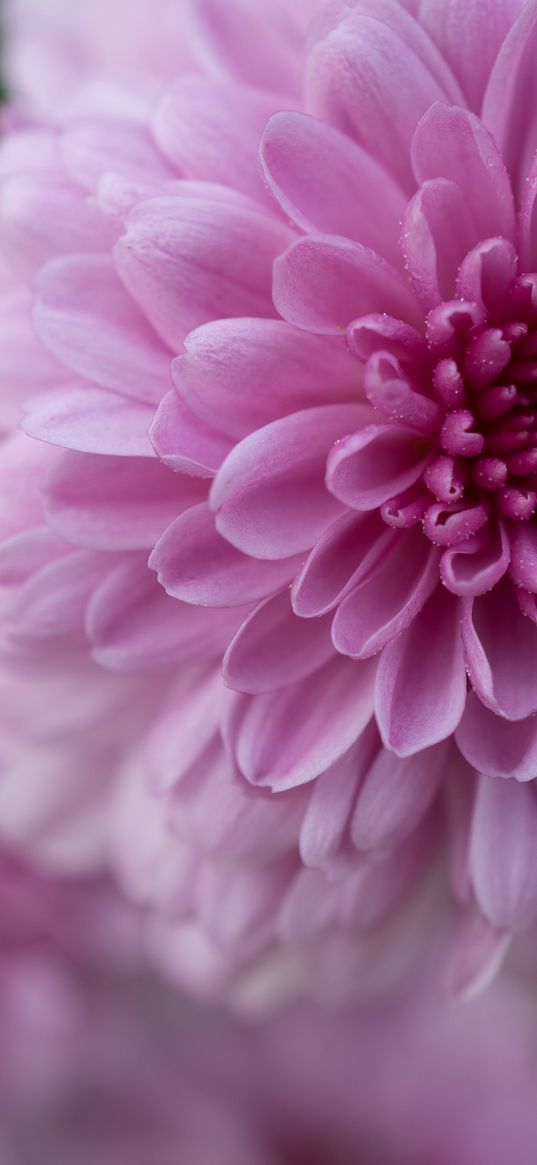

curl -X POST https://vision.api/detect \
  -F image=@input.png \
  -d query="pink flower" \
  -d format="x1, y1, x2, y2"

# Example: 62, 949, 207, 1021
145, 0, 537, 984
3, 0, 537, 1002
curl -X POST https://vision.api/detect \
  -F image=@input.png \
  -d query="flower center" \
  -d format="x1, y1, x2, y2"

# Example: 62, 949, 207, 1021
376, 273, 537, 548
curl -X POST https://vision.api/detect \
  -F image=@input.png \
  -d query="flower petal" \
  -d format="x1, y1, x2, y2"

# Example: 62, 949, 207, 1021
7, 549, 111, 640
402, 178, 478, 310
273, 236, 422, 334
411, 103, 516, 242
462, 578, 537, 720
419, 0, 524, 110
87, 555, 242, 671
440, 521, 510, 596
115, 195, 293, 350
150, 389, 231, 478
211, 404, 370, 559
153, 77, 280, 206
470, 774, 537, 929
351, 739, 448, 851
332, 527, 439, 658
482, 0, 537, 192
22, 385, 155, 457
185, 0, 301, 94
291, 510, 391, 618
34, 254, 172, 402
45, 452, 201, 550
260, 111, 406, 264
224, 590, 334, 694
299, 728, 378, 874
456, 693, 537, 780
326, 423, 430, 511
174, 318, 359, 441
150, 502, 302, 607
224, 654, 376, 791
304, 6, 462, 190
375, 585, 467, 756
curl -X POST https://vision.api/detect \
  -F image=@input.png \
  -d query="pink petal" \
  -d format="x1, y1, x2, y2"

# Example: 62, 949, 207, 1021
470, 774, 537, 929
402, 179, 478, 310
445, 903, 510, 1003
45, 451, 201, 550
150, 389, 231, 478
87, 555, 242, 671
210, 404, 370, 559
457, 693, 537, 781
347, 313, 428, 365
197, 857, 293, 959
482, 0, 537, 192
375, 585, 467, 756
420, 0, 524, 110
153, 77, 280, 205
364, 351, 442, 435
299, 728, 378, 874
0, 287, 63, 431
223, 591, 334, 694
174, 747, 306, 863
61, 117, 174, 190
175, 318, 358, 441
341, 821, 434, 929
456, 238, 518, 322
115, 194, 293, 351
462, 578, 537, 720
185, 0, 301, 94
510, 522, 537, 592
276, 868, 339, 944
440, 521, 510, 596
304, 7, 462, 190
260, 111, 406, 265
146, 670, 223, 795
332, 527, 439, 658
444, 748, 478, 903
411, 103, 516, 242
149, 502, 302, 607
351, 739, 448, 851
8, 549, 111, 639
273, 236, 421, 334
0, 526, 65, 586
326, 423, 430, 511
519, 151, 537, 269
224, 654, 376, 791
34, 254, 172, 403
22, 385, 155, 457
291, 510, 392, 618
0, 173, 114, 279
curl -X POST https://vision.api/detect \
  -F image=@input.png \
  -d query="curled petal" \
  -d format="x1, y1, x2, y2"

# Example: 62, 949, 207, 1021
327, 423, 430, 511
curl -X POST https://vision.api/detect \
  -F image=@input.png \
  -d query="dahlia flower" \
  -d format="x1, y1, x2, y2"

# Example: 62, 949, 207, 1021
3, 0, 537, 1002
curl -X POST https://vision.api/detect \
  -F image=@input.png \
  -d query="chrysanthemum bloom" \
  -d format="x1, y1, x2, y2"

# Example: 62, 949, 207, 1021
143, 0, 537, 982
4, 0, 537, 1001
